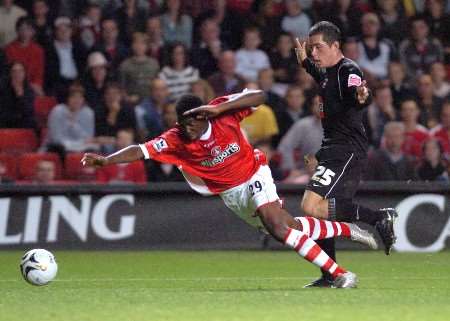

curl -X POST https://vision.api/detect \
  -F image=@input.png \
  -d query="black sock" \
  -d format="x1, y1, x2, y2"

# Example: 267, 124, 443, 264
317, 238, 336, 280
329, 198, 382, 226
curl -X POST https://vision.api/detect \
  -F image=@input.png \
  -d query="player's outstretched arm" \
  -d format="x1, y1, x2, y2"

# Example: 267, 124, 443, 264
183, 90, 265, 119
81, 145, 144, 167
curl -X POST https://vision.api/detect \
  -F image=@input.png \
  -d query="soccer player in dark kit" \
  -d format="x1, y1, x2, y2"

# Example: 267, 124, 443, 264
294, 21, 398, 288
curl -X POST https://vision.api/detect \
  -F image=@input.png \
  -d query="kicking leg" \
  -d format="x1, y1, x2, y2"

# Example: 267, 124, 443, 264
256, 202, 357, 288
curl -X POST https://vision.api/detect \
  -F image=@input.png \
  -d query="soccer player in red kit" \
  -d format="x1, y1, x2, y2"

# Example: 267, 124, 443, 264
82, 89, 378, 288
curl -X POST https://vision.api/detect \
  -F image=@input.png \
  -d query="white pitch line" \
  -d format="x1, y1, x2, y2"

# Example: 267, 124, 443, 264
2, 276, 450, 283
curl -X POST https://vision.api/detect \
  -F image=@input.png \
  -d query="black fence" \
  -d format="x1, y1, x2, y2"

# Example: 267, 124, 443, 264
1, 182, 449, 252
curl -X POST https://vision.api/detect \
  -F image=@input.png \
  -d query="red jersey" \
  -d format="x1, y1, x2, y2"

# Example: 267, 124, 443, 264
403, 125, 429, 159
431, 125, 450, 157
140, 93, 264, 194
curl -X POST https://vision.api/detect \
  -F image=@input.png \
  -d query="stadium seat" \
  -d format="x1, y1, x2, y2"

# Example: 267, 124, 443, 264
34, 96, 58, 128
0, 153, 17, 179
0, 129, 39, 154
64, 152, 96, 181
18, 152, 62, 180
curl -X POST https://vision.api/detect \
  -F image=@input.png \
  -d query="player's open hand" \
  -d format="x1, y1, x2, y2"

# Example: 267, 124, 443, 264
356, 80, 369, 104
294, 38, 308, 63
183, 105, 221, 120
81, 153, 108, 167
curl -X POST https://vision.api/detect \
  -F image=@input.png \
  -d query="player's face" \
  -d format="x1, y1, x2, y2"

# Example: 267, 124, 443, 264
180, 118, 208, 140
308, 34, 339, 68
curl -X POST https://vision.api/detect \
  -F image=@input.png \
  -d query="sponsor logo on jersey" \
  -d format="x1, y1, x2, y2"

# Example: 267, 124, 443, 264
318, 96, 325, 119
348, 74, 362, 87
320, 78, 328, 89
153, 138, 168, 152
201, 143, 240, 167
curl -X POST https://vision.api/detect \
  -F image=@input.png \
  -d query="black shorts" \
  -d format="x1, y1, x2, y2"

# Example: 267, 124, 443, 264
306, 148, 366, 200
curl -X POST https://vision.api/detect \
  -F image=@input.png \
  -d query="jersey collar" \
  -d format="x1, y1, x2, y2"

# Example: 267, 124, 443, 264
199, 121, 212, 141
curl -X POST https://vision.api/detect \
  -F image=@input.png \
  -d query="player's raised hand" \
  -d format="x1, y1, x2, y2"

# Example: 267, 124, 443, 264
81, 153, 108, 167
356, 80, 370, 104
294, 38, 308, 63
183, 105, 221, 119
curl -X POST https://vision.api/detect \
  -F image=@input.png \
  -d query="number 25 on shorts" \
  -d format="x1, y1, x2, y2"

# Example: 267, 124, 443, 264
312, 166, 336, 186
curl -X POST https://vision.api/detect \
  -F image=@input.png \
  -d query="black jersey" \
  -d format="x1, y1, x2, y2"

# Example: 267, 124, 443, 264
302, 57, 370, 159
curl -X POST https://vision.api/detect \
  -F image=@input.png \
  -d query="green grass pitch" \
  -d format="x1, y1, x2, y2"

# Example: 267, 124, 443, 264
2, 251, 450, 321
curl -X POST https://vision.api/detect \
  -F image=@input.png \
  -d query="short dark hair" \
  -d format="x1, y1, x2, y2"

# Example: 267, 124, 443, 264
309, 21, 341, 46
16, 16, 34, 32
175, 94, 204, 122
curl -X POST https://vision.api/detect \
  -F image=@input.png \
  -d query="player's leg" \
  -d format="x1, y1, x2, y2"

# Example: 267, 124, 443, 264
256, 203, 357, 288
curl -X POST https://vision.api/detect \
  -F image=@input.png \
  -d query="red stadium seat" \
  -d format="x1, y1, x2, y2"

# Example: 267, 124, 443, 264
34, 96, 57, 128
0, 153, 17, 179
0, 129, 39, 154
18, 152, 62, 180
64, 152, 96, 181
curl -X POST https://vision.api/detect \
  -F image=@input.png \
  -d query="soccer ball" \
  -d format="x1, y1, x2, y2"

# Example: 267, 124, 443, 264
20, 249, 58, 286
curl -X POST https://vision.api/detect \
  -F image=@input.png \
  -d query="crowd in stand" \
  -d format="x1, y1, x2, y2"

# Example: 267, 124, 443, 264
0, 0, 449, 185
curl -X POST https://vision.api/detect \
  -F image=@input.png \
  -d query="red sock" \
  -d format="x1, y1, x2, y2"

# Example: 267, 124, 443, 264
295, 217, 351, 240
284, 228, 346, 279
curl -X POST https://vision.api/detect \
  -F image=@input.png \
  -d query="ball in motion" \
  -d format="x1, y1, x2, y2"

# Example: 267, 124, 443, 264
20, 249, 58, 286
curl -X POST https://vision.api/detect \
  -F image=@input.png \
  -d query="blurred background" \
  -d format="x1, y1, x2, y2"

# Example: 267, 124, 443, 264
0, 0, 449, 253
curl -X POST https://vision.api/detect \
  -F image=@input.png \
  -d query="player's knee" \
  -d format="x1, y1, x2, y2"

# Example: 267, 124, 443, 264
301, 198, 316, 216
257, 205, 289, 242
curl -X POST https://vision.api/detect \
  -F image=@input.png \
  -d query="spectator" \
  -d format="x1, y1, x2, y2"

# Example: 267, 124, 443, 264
388, 61, 414, 109
357, 13, 396, 81
114, 0, 147, 47
96, 129, 147, 184
92, 18, 129, 72
365, 121, 416, 181
416, 73, 445, 129
239, 82, 279, 146
145, 15, 164, 64
399, 15, 444, 79
160, 0, 193, 48
416, 138, 448, 181
207, 50, 245, 97
281, 0, 311, 39
0, 0, 27, 47
342, 37, 360, 62
118, 32, 159, 105
273, 85, 308, 146
235, 26, 271, 82
252, 0, 283, 52
44, 16, 87, 100
277, 94, 323, 175
135, 78, 169, 141
46, 84, 95, 153
31, 0, 53, 47
269, 32, 297, 84
431, 102, 450, 157
257, 68, 285, 113
190, 79, 215, 103
322, 0, 362, 39
424, 0, 450, 53
430, 61, 450, 99
377, 0, 409, 45
158, 42, 199, 102
77, 3, 102, 50
0, 62, 36, 129
363, 85, 397, 148
33, 160, 56, 184
5, 16, 45, 96
94, 82, 136, 150
399, 99, 429, 159
282, 152, 318, 184
82, 51, 110, 112
0, 160, 14, 184
191, 18, 224, 78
